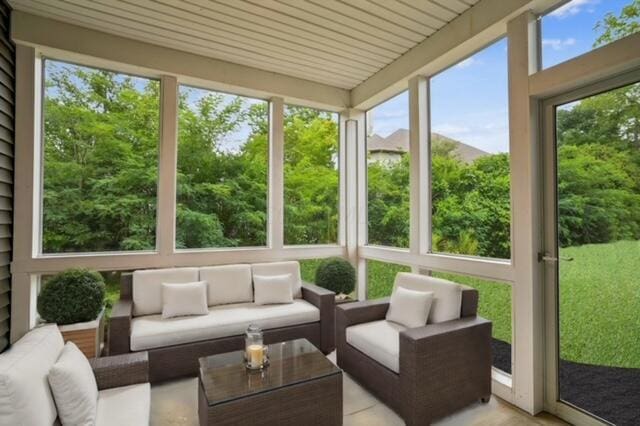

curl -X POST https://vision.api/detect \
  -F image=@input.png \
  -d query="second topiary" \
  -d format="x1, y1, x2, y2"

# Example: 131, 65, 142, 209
37, 268, 106, 325
315, 257, 356, 296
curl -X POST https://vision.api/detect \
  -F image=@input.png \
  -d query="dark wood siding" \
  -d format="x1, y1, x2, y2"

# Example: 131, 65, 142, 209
0, 0, 13, 353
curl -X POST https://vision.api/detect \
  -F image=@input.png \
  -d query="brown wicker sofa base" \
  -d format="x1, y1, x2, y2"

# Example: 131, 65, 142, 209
336, 289, 492, 426
109, 273, 335, 383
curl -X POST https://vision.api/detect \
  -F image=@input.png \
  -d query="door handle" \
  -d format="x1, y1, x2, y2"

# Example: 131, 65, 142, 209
538, 253, 574, 262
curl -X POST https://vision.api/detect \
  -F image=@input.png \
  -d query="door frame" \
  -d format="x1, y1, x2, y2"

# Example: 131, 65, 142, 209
541, 69, 640, 426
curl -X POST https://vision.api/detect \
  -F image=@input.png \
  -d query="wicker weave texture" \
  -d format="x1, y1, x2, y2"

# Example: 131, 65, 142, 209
89, 351, 149, 390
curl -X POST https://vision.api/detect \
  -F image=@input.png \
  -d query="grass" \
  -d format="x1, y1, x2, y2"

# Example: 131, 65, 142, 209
558, 240, 640, 368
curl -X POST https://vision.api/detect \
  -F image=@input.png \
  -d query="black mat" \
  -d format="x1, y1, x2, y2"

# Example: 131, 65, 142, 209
491, 338, 640, 425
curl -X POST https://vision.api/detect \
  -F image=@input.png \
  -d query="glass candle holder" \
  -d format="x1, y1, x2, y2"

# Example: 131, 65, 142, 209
245, 324, 268, 370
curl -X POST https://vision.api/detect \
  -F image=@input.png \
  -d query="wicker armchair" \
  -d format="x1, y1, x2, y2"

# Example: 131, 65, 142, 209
336, 274, 492, 426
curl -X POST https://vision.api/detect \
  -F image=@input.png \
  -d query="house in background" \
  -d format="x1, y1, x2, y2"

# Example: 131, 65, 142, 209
367, 128, 489, 164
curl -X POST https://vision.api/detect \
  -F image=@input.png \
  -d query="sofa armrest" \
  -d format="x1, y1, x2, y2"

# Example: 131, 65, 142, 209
399, 317, 492, 423
301, 282, 335, 353
108, 299, 132, 355
90, 352, 149, 390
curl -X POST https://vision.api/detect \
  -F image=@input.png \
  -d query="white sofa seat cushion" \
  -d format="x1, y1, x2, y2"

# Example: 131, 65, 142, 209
133, 267, 200, 316
251, 261, 302, 298
130, 300, 320, 351
96, 383, 150, 426
346, 320, 406, 374
200, 264, 253, 306
394, 272, 462, 324
0, 324, 64, 426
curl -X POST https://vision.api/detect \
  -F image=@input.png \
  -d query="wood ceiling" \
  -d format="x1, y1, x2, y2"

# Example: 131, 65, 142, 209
10, 0, 480, 89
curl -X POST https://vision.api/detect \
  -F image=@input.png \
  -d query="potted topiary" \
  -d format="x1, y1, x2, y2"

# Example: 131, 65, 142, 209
37, 268, 106, 358
315, 257, 356, 304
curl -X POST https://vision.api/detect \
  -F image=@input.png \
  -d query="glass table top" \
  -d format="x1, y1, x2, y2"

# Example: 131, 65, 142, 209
199, 338, 341, 406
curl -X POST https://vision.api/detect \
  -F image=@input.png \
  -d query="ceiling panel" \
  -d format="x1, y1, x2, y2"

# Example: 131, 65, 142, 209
10, 0, 478, 89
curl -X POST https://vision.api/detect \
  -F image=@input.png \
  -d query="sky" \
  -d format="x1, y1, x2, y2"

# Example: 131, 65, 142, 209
368, 0, 635, 154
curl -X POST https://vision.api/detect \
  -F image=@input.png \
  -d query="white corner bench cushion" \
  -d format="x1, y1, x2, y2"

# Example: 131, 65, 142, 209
96, 383, 150, 426
386, 286, 434, 328
394, 272, 462, 324
130, 300, 320, 351
346, 320, 406, 373
133, 267, 199, 316
251, 261, 302, 298
200, 264, 253, 306
253, 274, 294, 305
162, 281, 209, 319
0, 324, 64, 426
48, 342, 98, 426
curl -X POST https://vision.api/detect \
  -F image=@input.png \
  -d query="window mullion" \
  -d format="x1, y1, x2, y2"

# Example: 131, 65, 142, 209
269, 97, 284, 250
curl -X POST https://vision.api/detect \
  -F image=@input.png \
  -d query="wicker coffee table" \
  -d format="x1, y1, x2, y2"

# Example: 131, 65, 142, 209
198, 338, 343, 425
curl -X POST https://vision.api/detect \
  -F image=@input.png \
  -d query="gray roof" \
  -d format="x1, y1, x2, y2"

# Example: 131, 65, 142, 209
367, 129, 489, 163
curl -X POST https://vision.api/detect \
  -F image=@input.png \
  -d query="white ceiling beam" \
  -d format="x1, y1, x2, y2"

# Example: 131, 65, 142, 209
10, 11, 350, 110
351, 0, 564, 109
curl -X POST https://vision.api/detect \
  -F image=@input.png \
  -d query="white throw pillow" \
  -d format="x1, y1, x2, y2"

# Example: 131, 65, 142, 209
161, 281, 209, 319
48, 342, 98, 426
394, 272, 462, 324
386, 286, 434, 328
253, 274, 294, 305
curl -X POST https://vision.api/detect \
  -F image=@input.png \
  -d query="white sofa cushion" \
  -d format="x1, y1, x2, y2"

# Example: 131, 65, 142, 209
162, 281, 209, 319
394, 272, 462, 324
200, 264, 253, 306
0, 324, 64, 426
48, 342, 98, 426
130, 300, 319, 351
96, 383, 150, 426
253, 274, 294, 305
346, 320, 406, 373
251, 261, 302, 298
386, 286, 434, 328
133, 267, 199, 316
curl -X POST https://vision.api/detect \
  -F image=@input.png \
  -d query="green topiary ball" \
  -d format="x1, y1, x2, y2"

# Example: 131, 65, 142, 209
37, 268, 106, 325
315, 257, 356, 295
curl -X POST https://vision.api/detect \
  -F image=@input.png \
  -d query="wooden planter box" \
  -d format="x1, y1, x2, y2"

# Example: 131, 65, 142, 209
58, 308, 105, 358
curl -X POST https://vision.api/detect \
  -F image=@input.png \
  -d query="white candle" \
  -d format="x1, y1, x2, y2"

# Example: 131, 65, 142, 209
247, 344, 264, 368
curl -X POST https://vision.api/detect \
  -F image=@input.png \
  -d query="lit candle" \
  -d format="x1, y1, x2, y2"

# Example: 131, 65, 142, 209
247, 344, 264, 368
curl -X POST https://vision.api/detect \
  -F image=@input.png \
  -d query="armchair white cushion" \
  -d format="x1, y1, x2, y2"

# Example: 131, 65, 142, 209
96, 383, 150, 426
386, 286, 434, 328
0, 324, 63, 426
394, 273, 462, 324
133, 267, 199, 316
200, 264, 253, 306
346, 320, 406, 373
161, 281, 209, 319
251, 261, 302, 298
48, 342, 98, 425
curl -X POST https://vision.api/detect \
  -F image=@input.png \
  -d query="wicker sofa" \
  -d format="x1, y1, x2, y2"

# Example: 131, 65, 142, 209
336, 273, 492, 426
109, 261, 335, 382
0, 324, 150, 425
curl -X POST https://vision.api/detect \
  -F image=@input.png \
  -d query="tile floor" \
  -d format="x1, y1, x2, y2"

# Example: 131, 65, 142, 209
150, 353, 566, 425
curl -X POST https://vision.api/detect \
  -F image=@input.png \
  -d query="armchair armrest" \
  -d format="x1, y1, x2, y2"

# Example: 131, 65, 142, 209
302, 282, 335, 353
108, 299, 132, 355
399, 317, 492, 424
90, 352, 149, 390
336, 298, 390, 328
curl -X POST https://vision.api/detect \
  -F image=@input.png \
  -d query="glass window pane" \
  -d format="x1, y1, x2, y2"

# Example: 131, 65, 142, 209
541, 0, 640, 69
366, 92, 410, 248
42, 60, 160, 253
433, 272, 512, 374
366, 260, 411, 299
284, 106, 339, 245
176, 86, 268, 249
430, 38, 511, 259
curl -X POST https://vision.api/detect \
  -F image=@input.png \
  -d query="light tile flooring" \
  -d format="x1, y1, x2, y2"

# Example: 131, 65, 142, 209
150, 353, 566, 425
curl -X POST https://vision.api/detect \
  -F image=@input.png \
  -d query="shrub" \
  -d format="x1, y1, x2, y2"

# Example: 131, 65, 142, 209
315, 257, 356, 295
37, 269, 106, 325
